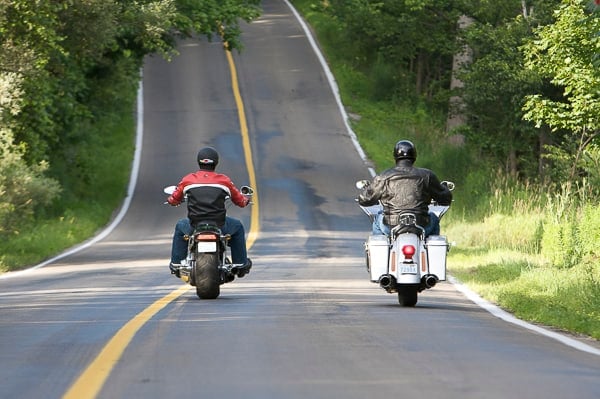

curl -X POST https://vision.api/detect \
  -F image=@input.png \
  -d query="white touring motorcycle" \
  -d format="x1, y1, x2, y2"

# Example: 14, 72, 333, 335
356, 180, 455, 306
164, 185, 254, 299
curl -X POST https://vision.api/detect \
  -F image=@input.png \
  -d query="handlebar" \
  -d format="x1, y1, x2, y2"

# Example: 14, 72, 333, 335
163, 185, 254, 205
356, 180, 455, 191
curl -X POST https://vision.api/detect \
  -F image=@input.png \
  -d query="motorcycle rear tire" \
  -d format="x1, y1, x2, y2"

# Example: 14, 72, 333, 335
194, 253, 221, 299
397, 286, 418, 307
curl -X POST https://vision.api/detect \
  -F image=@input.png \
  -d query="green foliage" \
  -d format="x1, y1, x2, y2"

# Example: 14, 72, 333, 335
497, 263, 600, 339
0, 130, 61, 236
541, 220, 578, 268
460, 19, 538, 171
446, 178, 600, 338
0, 0, 262, 267
0, 56, 61, 237
458, 0, 562, 179
541, 198, 600, 269
0, 206, 105, 272
449, 229, 600, 339
175, 0, 261, 50
577, 204, 600, 262
321, 0, 460, 103
0, 92, 134, 272
523, 0, 600, 186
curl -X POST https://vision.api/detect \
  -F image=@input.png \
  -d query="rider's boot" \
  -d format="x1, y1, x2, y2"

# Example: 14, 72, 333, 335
235, 258, 252, 278
169, 262, 181, 278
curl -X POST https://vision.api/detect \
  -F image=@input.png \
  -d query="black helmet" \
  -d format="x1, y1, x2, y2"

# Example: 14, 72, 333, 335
197, 146, 219, 170
393, 140, 417, 162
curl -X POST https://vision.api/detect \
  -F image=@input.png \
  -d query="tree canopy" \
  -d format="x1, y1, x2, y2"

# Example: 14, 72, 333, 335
523, 0, 600, 189
321, 0, 600, 188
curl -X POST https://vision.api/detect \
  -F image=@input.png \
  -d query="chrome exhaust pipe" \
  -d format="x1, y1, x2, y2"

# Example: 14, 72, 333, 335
379, 274, 396, 290
422, 274, 438, 289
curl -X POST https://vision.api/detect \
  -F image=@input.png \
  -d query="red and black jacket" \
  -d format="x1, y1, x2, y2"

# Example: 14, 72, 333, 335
168, 170, 249, 227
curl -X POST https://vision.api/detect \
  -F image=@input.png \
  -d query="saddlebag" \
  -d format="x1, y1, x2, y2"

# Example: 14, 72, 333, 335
425, 235, 449, 281
366, 235, 389, 282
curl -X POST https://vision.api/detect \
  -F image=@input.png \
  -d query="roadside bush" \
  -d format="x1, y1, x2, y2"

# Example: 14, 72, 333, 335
0, 72, 61, 237
0, 130, 61, 235
541, 203, 600, 269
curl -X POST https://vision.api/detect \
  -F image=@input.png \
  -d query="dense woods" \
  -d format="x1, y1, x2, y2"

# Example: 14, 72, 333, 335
321, 0, 599, 190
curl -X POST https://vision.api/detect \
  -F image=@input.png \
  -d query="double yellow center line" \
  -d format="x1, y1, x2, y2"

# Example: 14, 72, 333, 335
63, 47, 258, 399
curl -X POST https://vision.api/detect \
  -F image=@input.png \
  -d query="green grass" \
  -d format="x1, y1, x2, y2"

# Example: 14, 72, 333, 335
448, 241, 600, 339
444, 182, 600, 339
0, 209, 99, 270
0, 102, 135, 273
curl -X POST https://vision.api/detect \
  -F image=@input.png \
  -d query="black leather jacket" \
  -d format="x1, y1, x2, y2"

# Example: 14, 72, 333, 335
358, 159, 452, 227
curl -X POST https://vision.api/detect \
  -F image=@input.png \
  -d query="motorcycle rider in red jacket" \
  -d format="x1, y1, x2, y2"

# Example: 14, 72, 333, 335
167, 147, 252, 277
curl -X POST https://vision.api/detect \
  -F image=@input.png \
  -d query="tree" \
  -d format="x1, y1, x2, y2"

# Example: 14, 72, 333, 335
457, 0, 562, 178
0, 69, 60, 236
523, 0, 600, 190
1, 0, 261, 164
459, 15, 543, 177
0, 0, 261, 235
327, 0, 461, 102
175, 0, 261, 51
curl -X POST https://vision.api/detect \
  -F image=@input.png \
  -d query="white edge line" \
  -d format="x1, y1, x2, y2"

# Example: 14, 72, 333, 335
448, 276, 600, 356
283, 0, 600, 356
0, 70, 145, 280
282, 0, 375, 178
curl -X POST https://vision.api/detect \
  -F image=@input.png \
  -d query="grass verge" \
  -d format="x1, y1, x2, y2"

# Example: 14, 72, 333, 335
0, 104, 135, 272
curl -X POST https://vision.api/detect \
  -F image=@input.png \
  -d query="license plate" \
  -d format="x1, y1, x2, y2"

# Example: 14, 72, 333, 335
196, 241, 217, 252
399, 265, 417, 274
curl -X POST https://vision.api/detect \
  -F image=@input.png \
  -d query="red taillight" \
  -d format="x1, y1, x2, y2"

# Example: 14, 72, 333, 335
402, 245, 416, 258
195, 233, 218, 242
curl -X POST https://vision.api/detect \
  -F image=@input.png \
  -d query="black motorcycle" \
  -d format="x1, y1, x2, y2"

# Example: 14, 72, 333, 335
164, 185, 254, 299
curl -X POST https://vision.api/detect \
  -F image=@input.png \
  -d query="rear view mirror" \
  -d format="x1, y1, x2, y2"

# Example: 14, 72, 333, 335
355, 180, 370, 190
241, 186, 254, 196
441, 181, 455, 191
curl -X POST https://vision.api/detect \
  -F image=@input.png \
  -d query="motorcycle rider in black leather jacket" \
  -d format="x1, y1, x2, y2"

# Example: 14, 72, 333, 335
358, 140, 452, 236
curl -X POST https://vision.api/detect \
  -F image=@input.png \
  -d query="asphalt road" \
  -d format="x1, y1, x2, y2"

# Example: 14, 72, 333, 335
0, 1, 599, 398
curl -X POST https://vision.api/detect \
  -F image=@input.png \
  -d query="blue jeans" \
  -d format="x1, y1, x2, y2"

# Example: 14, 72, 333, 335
372, 212, 440, 237
170, 217, 248, 265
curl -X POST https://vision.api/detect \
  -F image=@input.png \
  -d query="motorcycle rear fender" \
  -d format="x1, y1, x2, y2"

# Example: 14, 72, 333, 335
192, 231, 221, 254
390, 233, 422, 284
